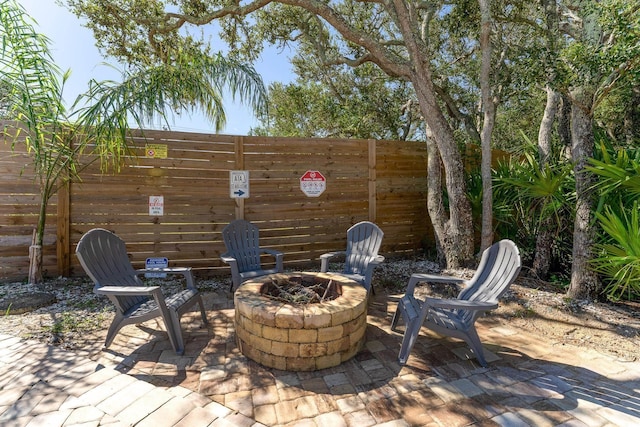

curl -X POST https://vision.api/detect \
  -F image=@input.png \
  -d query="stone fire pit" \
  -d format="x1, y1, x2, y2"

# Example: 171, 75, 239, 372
234, 272, 368, 371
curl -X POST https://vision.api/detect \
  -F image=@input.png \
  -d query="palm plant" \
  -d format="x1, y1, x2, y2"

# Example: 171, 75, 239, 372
493, 142, 574, 279
0, 0, 266, 283
588, 143, 640, 212
591, 203, 640, 300
588, 142, 640, 300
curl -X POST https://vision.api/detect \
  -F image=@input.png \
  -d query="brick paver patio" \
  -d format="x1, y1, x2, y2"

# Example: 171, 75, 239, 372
1, 288, 639, 426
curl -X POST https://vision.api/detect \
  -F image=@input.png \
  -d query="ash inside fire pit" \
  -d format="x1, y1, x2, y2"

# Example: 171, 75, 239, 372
260, 275, 342, 305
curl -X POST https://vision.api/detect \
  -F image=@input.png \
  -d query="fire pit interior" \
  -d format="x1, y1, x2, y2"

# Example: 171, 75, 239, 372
234, 272, 368, 371
260, 274, 342, 304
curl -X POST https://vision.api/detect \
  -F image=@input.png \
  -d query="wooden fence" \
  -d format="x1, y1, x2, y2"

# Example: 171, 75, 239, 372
1, 128, 432, 280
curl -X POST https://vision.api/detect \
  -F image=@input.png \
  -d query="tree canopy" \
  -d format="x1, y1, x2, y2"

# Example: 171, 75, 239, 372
2, 0, 267, 282
63, 0, 640, 298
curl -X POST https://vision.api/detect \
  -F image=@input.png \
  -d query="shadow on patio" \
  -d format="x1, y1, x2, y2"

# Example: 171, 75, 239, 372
70, 289, 640, 426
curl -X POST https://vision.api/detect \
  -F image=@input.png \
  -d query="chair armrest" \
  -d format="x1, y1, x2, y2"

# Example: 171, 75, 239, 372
370, 255, 385, 266
95, 285, 161, 296
424, 297, 498, 311
260, 248, 284, 272
406, 273, 466, 296
220, 253, 241, 289
320, 251, 346, 272
363, 254, 385, 278
220, 253, 237, 264
260, 248, 282, 257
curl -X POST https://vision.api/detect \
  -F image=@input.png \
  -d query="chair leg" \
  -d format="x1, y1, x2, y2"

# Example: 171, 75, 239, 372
168, 310, 185, 355
464, 328, 488, 367
152, 293, 184, 355
390, 306, 402, 331
104, 315, 124, 349
398, 318, 422, 365
197, 295, 208, 325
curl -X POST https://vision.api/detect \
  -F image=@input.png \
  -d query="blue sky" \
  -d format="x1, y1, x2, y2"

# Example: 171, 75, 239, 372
20, 1, 293, 135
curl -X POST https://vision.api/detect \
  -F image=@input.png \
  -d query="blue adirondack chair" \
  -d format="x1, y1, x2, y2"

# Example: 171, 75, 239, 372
76, 228, 208, 355
220, 220, 284, 291
320, 221, 384, 294
391, 239, 521, 367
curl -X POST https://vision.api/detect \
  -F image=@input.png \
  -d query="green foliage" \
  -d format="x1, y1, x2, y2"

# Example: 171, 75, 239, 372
554, 0, 640, 109
1, 0, 266, 282
252, 64, 420, 140
493, 137, 574, 266
589, 141, 640, 300
588, 142, 640, 207
76, 50, 266, 170
591, 202, 640, 301
46, 309, 108, 335
492, 92, 546, 151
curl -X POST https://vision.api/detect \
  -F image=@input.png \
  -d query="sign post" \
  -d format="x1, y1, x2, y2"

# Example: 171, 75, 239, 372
300, 170, 326, 197
145, 257, 168, 278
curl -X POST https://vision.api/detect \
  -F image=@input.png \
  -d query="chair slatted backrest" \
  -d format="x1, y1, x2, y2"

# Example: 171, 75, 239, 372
344, 221, 384, 276
457, 240, 521, 323
76, 228, 146, 310
222, 220, 263, 273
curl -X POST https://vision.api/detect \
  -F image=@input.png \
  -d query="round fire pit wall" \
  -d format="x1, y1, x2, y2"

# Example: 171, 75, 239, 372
234, 272, 368, 371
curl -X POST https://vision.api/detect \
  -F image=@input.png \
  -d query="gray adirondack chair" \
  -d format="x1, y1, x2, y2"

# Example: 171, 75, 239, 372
221, 220, 284, 291
75, 228, 208, 355
391, 239, 521, 367
320, 221, 385, 294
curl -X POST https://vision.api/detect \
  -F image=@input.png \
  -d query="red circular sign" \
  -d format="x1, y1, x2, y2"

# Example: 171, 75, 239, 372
300, 170, 326, 197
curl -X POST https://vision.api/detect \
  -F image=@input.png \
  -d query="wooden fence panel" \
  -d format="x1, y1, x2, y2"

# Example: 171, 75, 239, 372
0, 141, 59, 279
1, 127, 435, 281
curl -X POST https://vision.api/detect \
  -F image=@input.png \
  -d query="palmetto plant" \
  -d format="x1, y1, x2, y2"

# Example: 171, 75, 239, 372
493, 146, 574, 267
588, 143, 640, 210
591, 203, 640, 300
0, 0, 266, 283
589, 143, 640, 300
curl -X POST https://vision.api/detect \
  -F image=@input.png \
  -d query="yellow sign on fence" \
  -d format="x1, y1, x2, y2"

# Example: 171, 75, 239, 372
145, 144, 168, 159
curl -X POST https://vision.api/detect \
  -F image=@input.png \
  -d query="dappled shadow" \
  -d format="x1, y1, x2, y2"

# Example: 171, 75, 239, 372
493, 278, 640, 352
76, 288, 640, 425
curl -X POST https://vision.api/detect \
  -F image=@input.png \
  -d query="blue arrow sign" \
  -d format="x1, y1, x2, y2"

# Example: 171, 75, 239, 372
230, 170, 250, 198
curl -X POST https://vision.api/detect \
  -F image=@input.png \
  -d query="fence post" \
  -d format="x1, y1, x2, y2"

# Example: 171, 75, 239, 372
368, 139, 377, 222
234, 136, 245, 220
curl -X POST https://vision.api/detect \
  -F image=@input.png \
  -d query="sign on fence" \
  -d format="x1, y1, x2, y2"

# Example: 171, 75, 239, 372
145, 144, 168, 159
230, 170, 250, 198
300, 170, 326, 197
149, 196, 164, 216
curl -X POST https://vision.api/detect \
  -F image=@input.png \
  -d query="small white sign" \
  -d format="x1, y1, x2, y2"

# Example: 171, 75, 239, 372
145, 257, 168, 278
149, 196, 164, 216
230, 170, 250, 198
300, 170, 326, 197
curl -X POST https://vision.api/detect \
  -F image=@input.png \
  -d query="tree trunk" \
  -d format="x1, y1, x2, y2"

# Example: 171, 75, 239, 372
538, 86, 558, 164
28, 230, 43, 285
624, 85, 640, 145
479, 0, 495, 252
390, 1, 474, 268
413, 77, 475, 268
567, 99, 600, 299
558, 95, 572, 158
28, 196, 48, 284
532, 86, 560, 280
425, 126, 446, 267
